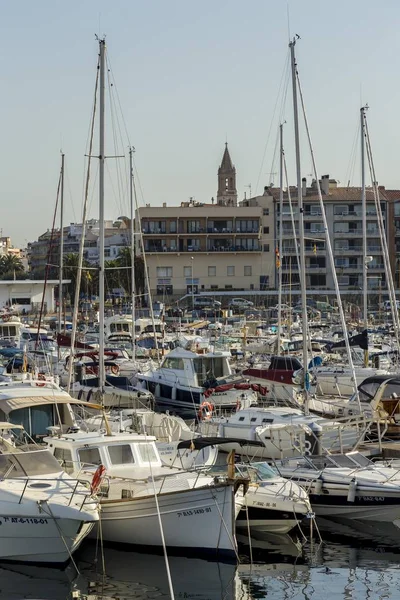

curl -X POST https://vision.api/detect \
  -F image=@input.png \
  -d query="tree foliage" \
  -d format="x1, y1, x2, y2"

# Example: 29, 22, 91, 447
0, 254, 26, 280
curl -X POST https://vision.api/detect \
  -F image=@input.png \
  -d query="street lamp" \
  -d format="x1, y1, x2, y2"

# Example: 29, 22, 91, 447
191, 256, 195, 312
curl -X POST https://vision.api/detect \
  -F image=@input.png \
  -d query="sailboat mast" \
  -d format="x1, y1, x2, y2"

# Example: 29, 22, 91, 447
289, 38, 309, 411
58, 152, 65, 344
277, 123, 284, 356
129, 146, 136, 361
361, 106, 368, 329
98, 38, 106, 393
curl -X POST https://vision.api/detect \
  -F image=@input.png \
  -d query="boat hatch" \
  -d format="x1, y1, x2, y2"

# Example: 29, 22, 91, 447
306, 453, 372, 470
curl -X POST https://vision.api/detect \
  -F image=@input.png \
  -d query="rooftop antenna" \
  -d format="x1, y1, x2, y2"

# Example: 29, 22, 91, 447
266, 172, 277, 186
246, 184, 252, 198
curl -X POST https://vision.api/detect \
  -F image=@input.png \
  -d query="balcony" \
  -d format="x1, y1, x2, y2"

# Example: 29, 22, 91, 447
334, 230, 363, 237
334, 247, 362, 254
304, 212, 323, 219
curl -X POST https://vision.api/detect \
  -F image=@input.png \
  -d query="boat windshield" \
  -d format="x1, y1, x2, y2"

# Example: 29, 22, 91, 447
236, 462, 277, 481
0, 450, 62, 478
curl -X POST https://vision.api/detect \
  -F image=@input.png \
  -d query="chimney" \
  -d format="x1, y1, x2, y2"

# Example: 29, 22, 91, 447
162, 202, 167, 208
320, 174, 329, 195
302, 177, 307, 197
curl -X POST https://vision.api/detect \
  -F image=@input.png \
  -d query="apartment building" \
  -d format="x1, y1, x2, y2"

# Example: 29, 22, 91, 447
28, 218, 130, 277
137, 145, 276, 299
271, 175, 400, 294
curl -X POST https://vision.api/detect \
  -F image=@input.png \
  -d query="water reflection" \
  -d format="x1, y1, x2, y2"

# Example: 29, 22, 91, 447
2, 521, 400, 599
0, 561, 81, 599
77, 543, 237, 599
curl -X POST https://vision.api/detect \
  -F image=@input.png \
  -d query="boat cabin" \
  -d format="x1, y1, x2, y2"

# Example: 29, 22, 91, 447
44, 431, 163, 479
0, 317, 22, 344
158, 348, 232, 388
0, 383, 94, 439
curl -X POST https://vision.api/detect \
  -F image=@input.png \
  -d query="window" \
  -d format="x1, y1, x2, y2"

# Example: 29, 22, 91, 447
311, 206, 322, 216
169, 221, 177, 233
187, 220, 201, 233
183, 266, 192, 277
108, 444, 135, 465
162, 356, 185, 370
250, 417, 257, 422
78, 447, 102, 467
227, 266, 235, 276
157, 266, 172, 277
138, 443, 158, 463
208, 266, 216, 277
310, 223, 324, 233
244, 265, 252, 276
187, 239, 200, 251
260, 275, 269, 290
335, 258, 349, 268
337, 275, 349, 285
334, 240, 349, 251
263, 208, 269, 215
53, 448, 74, 474
334, 222, 349, 233
263, 227, 269, 234
263, 244, 270, 252
334, 205, 348, 216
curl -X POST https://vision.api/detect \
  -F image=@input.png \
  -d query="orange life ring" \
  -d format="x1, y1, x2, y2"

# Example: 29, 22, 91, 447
91, 464, 106, 495
197, 401, 214, 421
111, 364, 119, 375
36, 373, 46, 387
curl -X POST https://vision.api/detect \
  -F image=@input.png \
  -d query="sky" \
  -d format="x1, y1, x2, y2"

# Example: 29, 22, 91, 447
1, 0, 400, 247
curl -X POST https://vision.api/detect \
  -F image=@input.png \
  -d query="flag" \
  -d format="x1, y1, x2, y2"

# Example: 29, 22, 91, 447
275, 247, 281, 269
313, 244, 317, 255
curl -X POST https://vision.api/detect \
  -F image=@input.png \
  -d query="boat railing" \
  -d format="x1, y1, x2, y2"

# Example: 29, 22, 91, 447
10, 476, 95, 510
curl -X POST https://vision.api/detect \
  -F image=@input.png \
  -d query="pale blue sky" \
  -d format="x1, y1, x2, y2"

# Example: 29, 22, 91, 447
1, 0, 400, 247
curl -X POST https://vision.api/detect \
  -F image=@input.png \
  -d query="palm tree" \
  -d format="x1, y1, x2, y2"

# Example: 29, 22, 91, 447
0, 254, 24, 279
116, 248, 145, 302
63, 253, 93, 304
104, 259, 121, 299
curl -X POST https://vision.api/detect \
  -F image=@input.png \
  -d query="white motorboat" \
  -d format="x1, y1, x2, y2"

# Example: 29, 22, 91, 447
275, 451, 400, 525
137, 347, 258, 412
234, 461, 311, 534
0, 426, 98, 563
44, 429, 243, 558
199, 406, 364, 459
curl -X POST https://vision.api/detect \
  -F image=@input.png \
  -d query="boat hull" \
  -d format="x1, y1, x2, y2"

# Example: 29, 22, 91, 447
0, 516, 94, 563
96, 483, 238, 558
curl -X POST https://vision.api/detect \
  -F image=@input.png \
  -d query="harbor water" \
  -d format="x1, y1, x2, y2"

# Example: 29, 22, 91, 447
5, 524, 400, 599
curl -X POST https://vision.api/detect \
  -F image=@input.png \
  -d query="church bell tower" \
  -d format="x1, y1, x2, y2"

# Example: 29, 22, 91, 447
217, 143, 237, 206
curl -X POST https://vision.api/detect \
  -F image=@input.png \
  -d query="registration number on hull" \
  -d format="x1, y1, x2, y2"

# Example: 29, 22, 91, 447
0, 517, 49, 525
177, 508, 212, 517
